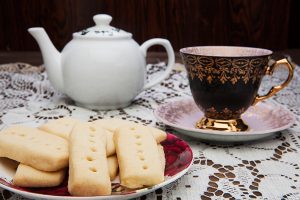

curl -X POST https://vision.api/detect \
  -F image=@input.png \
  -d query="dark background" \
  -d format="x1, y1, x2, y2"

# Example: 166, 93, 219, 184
0, 0, 299, 52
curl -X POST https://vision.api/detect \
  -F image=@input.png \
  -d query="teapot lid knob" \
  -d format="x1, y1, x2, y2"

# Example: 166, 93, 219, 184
93, 14, 112, 26
73, 14, 132, 38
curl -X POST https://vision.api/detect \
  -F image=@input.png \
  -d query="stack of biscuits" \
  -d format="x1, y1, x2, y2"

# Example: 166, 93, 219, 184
0, 118, 167, 196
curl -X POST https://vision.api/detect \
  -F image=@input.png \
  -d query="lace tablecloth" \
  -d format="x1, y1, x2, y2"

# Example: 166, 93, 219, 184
0, 62, 299, 200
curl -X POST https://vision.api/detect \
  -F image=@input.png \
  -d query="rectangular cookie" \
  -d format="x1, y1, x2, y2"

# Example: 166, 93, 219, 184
91, 122, 115, 156
114, 125, 164, 189
158, 144, 166, 172
148, 126, 167, 143
107, 155, 118, 181
38, 117, 81, 140
68, 122, 111, 196
13, 164, 66, 187
40, 119, 114, 157
105, 131, 115, 156
93, 118, 167, 143
0, 125, 68, 171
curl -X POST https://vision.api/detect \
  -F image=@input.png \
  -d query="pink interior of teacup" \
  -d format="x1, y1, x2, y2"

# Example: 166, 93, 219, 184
180, 46, 272, 57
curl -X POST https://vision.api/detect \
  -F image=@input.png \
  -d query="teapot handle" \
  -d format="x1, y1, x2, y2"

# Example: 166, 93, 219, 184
140, 39, 175, 90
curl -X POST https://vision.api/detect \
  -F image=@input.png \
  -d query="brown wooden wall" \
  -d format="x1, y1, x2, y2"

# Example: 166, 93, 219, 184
0, 0, 296, 52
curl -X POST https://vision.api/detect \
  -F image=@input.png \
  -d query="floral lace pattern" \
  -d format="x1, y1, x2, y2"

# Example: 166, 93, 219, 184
0, 62, 300, 200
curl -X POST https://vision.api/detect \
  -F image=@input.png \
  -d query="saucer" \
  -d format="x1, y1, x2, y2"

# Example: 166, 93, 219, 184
154, 98, 295, 143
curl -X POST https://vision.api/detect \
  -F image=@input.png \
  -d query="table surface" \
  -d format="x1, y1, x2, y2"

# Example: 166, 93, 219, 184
0, 51, 300, 200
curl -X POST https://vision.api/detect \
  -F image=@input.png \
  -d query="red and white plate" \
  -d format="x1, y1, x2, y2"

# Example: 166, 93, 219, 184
0, 133, 193, 200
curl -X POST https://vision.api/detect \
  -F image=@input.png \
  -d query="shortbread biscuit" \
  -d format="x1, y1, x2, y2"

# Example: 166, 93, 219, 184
158, 144, 166, 172
0, 125, 68, 171
41, 119, 114, 157
68, 122, 111, 196
93, 118, 167, 143
148, 127, 167, 143
39, 117, 81, 140
115, 125, 164, 188
105, 131, 115, 156
91, 123, 115, 156
107, 155, 118, 181
13, 164, 66, 187
92, 118, 127, 132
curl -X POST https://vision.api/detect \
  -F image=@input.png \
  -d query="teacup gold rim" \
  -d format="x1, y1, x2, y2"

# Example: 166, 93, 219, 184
179, 46, 273, 58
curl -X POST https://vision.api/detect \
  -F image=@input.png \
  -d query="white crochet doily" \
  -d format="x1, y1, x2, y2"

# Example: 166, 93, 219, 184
0, 62, 299, 200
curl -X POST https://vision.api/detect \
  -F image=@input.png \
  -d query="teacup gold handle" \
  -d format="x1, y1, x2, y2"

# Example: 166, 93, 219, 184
253, 58, 294, 105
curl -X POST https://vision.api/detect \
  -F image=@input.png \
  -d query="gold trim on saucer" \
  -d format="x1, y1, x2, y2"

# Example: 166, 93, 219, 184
196, 117, 249, 132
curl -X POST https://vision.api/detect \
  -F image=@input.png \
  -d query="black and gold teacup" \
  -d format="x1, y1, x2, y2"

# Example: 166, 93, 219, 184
180, 46, 294, 132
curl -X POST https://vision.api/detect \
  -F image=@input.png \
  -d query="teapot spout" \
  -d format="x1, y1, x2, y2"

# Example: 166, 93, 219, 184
28, 27, 64, 92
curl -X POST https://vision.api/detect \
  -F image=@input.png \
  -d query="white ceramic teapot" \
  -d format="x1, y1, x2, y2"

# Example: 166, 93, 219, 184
28, 14, 175, 110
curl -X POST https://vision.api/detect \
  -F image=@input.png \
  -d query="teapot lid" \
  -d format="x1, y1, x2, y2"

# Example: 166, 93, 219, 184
73, 14, 132, 39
